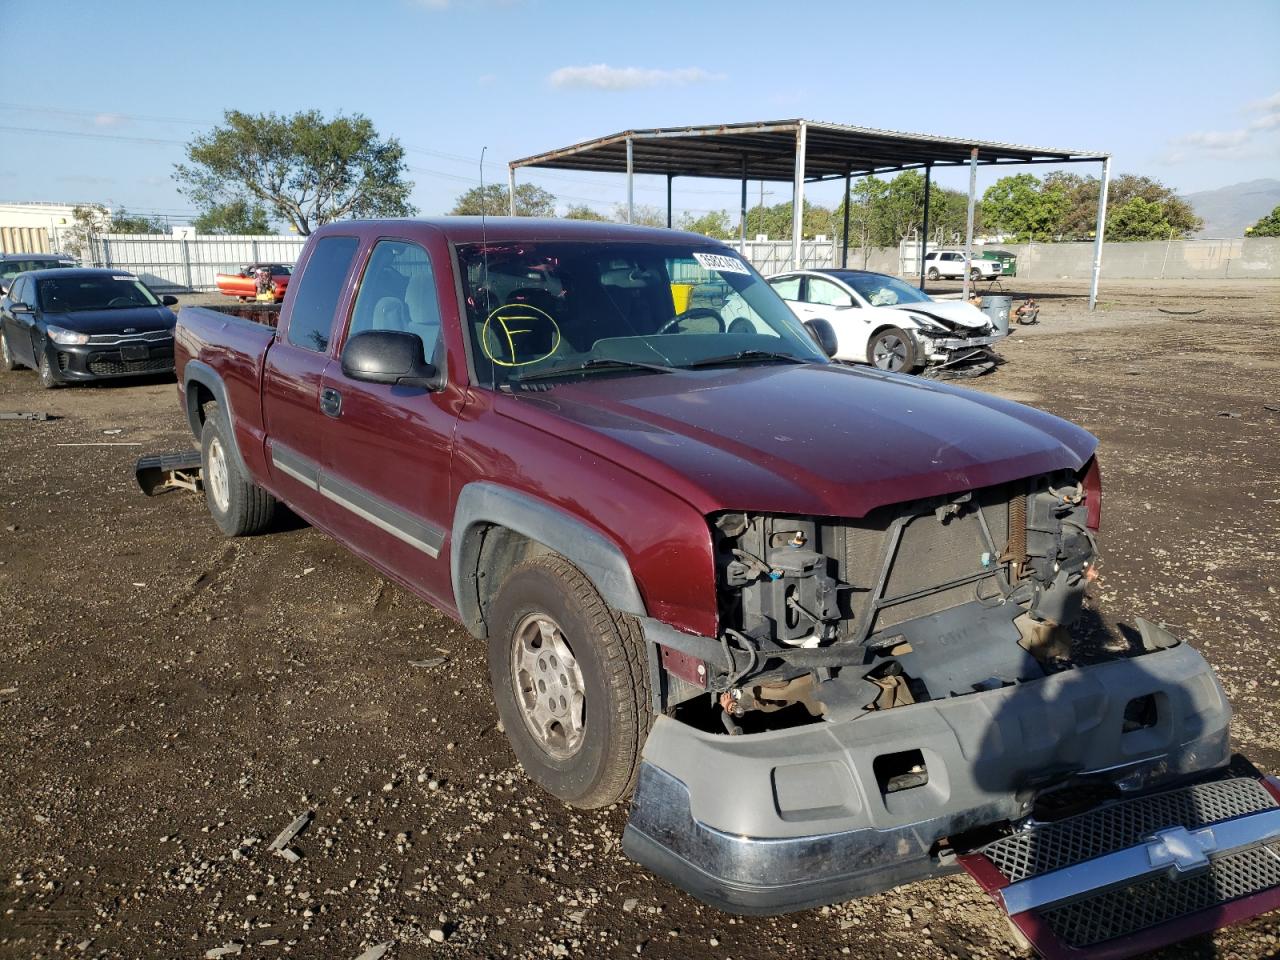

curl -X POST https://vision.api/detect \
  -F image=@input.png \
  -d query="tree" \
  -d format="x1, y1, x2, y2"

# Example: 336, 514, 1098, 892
1247, 205, 1280, 237
678, 210, 733, 238
745, 200, 833, 240
59, 204, 111, 260
1106, 197, 1178, 241
174, 110, 415, 236
612, 203, 666, 227
451, 183, 556, 217
194, 199, 271, 234
982, 174, 1065, 240
108, 208, 168, 234
562, 203, 608, 221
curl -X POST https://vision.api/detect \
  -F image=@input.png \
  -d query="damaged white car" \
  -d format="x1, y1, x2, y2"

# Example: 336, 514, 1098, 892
753, 269, 1005, 375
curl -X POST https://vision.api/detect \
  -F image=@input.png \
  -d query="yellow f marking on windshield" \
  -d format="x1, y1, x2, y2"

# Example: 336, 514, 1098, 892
481, 303, 561, 367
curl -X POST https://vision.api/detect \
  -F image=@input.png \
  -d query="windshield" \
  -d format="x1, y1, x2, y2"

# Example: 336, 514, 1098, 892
456, 241, 825, 387
37, 275, 160, 312
840, 272, 932, 307
2, 259, 71, 283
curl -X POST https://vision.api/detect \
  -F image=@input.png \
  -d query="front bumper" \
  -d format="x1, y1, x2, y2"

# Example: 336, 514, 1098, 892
916, 331, 1005, 365
42, 337, 175, 382
623, 641, 1233, 914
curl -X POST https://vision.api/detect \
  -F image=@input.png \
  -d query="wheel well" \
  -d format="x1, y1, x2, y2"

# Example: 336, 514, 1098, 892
187, 381, 216, 437
460, 524, 554, 638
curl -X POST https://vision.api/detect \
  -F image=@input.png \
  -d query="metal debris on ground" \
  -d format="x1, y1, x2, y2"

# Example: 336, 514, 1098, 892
268, 810, 313, 852
204, 942, 244, 958
353, 942, 392, 960
276, 846, 301, 863
1217, 411, 1242, 419
408, 657, 448, 669
0, 411, 52, 421
1158, 307, 1206, 315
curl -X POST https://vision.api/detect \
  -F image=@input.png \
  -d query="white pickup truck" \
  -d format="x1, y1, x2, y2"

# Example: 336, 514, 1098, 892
924, 250, 1001, 281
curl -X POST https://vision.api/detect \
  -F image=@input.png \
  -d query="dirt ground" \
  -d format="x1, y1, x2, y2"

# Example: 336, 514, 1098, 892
1, 278, 1278, 960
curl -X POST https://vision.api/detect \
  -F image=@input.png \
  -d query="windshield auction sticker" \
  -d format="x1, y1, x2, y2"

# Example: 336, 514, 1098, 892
692, 252, 750, 275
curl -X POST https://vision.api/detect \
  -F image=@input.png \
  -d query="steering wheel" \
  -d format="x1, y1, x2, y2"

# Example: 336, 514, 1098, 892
656, 307, 724, 336
107, 297, 136, 307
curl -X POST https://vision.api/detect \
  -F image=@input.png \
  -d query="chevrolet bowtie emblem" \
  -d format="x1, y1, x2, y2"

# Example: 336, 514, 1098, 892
1146, 826, 1217, 876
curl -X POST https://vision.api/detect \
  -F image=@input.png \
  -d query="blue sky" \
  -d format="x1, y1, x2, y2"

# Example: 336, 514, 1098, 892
2, 0, 1277, 225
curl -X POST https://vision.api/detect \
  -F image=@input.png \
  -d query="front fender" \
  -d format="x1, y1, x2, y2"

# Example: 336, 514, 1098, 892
450, 481, 647, 635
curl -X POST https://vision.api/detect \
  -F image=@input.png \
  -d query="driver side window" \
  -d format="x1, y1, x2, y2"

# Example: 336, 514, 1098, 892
347, 240, 442, 364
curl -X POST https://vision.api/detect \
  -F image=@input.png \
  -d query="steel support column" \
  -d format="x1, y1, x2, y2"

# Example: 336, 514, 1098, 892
919, 165, 932, 290
1088, 156, 1111, 311
791, 122, 807, 270
740, 157, 748, 253
507, 166, 516, 216
666, 174, 673, 228
961, 147, 978, 303
841, 169, 851, 268
625, 136, 635, 224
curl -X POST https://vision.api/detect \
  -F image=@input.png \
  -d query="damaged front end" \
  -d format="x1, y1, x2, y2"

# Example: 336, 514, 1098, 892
909, 312, 1005, 378
625, 460, 1280, 950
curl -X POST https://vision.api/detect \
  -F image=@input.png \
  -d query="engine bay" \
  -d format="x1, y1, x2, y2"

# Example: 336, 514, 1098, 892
687, 465, 1102, 732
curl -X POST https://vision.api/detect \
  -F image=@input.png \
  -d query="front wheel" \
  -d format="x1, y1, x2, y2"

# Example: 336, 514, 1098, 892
200, 402, 276, 536
487, 554, 651, 809
868, 326, 918, 373
970, 268, 982, 281
37, 351, 61, 389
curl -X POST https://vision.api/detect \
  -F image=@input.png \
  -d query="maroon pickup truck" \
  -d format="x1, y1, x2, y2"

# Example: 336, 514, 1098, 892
173, 218, 1280, 957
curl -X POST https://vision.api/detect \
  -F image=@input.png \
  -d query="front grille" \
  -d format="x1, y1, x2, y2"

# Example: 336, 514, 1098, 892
983, 777, 1277, 883
1040, 839, 1280, 947
87, 356, 173, 376
87, 329, 172, 345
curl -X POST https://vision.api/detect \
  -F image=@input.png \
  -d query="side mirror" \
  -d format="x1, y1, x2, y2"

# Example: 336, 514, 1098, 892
10, 302, 31, 315
161, 295, 179, 306
341, 330, 442, 390
804, 318, 838, 357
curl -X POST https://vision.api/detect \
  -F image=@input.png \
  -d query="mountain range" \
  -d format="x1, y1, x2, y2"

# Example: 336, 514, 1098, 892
1182, 178, 1280, 238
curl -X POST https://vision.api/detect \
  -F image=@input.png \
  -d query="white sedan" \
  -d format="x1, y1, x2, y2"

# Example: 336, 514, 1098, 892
744, 269, 1004, 373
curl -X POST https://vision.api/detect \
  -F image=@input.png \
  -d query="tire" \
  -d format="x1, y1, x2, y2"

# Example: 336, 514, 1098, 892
970, 268, 982, 281
926, 267, 940, 281
868, 326, 918, 373
37, 351, 61, 389
488, 554, 652, 809
200, 401, 276, 536
0, 330, 19, 371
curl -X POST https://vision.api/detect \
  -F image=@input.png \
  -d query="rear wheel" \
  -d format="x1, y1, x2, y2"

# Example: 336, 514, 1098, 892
200, 402, 276, 536
926, 267, 941, 281
868, 326, 918, 373
487, 554, 651, 809
37, 351, 61, 389
0, 330, 19, 371
970, 267, 982, 281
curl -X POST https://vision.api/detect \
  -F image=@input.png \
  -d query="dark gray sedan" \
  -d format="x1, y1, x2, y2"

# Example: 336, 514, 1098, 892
0, 268, 178, 388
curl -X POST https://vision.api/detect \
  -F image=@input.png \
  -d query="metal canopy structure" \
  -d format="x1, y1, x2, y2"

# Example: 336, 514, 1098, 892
510, 119, 1112, 309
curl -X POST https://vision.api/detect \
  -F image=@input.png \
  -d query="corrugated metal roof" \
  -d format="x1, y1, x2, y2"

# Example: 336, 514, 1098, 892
511, 119, 1106, 181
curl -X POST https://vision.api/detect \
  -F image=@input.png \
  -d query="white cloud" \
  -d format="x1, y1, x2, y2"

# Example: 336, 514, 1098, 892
93, 113, 127, 128
548, 64, 721, 91
1247, 91, 1280, 112
1173, 129, 1251, 150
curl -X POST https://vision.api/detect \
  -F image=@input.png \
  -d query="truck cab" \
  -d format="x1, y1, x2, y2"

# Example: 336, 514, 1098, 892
170, 218, 1280, 958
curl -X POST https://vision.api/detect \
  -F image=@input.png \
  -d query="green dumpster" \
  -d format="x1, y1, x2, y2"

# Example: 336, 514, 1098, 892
981, 249, 1017, 277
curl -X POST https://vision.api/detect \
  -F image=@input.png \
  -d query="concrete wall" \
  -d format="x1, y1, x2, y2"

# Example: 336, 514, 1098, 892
836, 237, 1280, 281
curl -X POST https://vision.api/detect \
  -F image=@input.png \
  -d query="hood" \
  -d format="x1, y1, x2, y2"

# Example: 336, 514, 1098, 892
499, 363, 1096, 518
888, 299, 990, 330
43, 306, 176, 334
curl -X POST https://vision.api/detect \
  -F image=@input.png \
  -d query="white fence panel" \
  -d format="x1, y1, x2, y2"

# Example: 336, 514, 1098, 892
86, 234, 307, 292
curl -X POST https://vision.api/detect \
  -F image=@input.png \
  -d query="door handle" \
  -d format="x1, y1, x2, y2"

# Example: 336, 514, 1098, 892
320, 387, 342, 418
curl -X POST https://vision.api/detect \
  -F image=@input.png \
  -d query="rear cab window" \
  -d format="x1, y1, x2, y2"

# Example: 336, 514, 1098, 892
286, 236, 360, 352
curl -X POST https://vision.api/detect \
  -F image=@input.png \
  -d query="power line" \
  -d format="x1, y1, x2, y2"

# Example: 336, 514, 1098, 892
0, 102, 207, 126
0, 124, 188, 146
